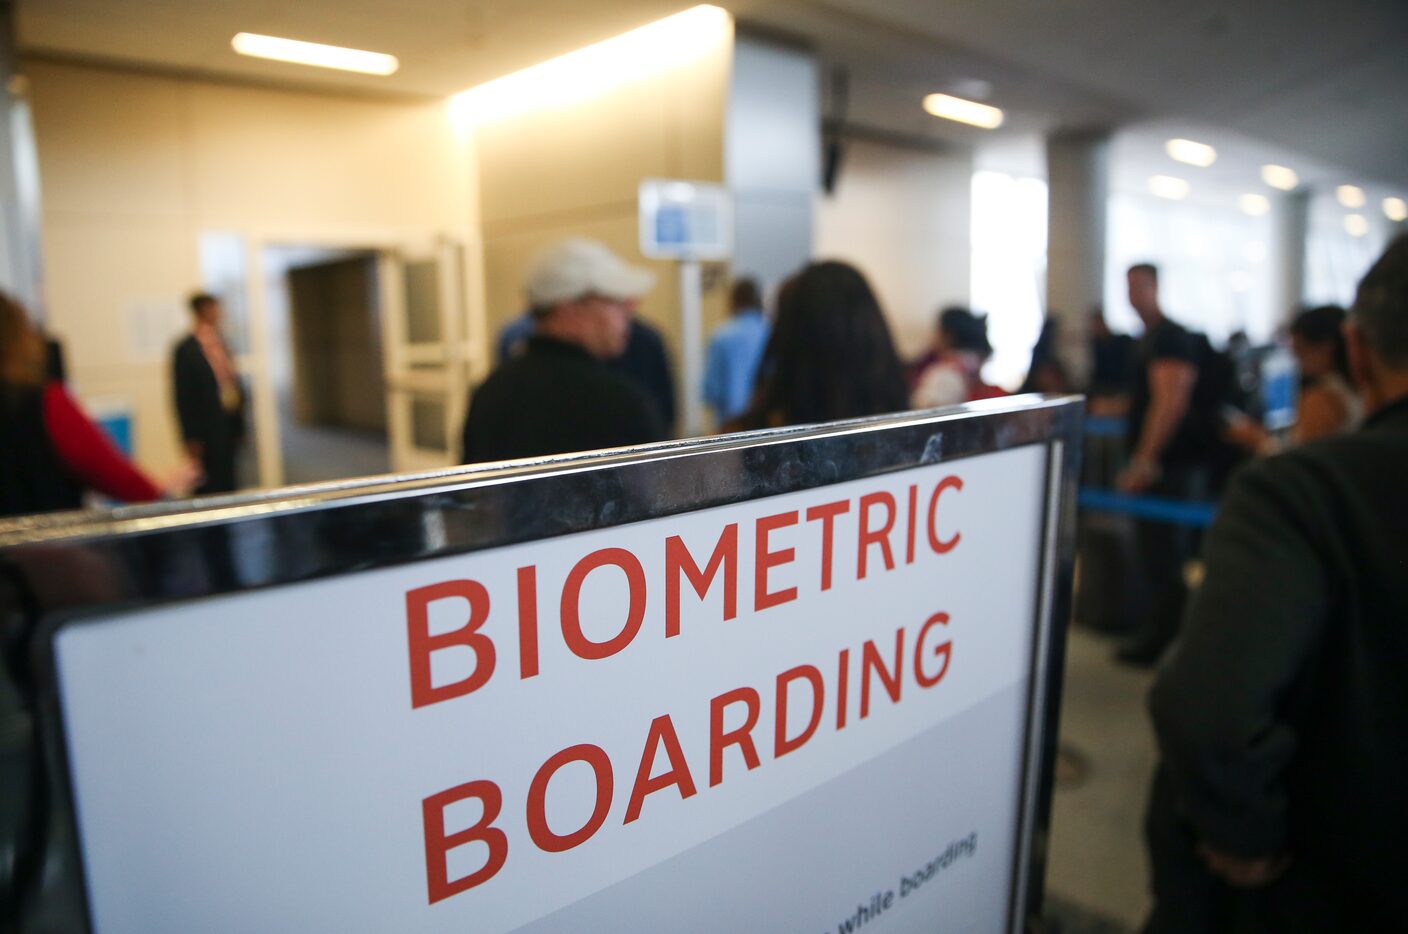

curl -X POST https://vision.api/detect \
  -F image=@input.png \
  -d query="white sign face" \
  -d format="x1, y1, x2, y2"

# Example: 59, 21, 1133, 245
56, 444, 1048, 934
638, 178, 733, 260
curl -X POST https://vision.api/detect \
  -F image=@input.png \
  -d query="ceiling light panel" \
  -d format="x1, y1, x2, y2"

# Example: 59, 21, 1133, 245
1386, 197, 1408, 222
1337, 185, 1367, 209
1261, 164, 1299, 191
1149, 175, 1190, 200
231, 33, 398, 75
1165, 138, 1216, 167
1238, 193, 1270, 216
449, 5, 730, 128
922, 93, 1005, 129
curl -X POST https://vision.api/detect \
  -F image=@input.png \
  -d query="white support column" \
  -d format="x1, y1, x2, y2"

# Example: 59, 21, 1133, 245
1046, 128, 1111, 388
1271, 188, 1310, 324
679, 259, 705, 438
0, 1, 45, 319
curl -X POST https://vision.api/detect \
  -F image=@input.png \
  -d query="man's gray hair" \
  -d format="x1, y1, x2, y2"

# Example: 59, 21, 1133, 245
1352, 234, 1408, 368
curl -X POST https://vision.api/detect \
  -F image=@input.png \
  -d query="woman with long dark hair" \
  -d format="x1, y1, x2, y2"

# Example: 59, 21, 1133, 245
1018, 317, 1071, 395
1287, 304, 1361, 441
732, 261, 908, 429
1226, 304, 1362, 454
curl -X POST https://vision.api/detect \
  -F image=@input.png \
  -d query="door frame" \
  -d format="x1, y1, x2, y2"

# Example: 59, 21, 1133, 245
205, 224, 481, 489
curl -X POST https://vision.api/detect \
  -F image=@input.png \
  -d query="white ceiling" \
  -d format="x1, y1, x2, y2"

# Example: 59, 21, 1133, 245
17, 0, 692, 97
18, 0, 1408, 188
789, 0, 1408, 188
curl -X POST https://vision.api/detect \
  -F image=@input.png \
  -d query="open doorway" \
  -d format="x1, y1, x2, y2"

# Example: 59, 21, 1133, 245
262, 245, 391, 484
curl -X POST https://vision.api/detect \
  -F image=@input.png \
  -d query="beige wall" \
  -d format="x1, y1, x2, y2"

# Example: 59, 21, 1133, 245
814, 139, 973, 360
472, 28, 733, 434
26, 59, 479, 477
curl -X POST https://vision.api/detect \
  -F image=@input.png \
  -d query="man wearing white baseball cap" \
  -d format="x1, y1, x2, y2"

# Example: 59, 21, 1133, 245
461, 238, 667, 463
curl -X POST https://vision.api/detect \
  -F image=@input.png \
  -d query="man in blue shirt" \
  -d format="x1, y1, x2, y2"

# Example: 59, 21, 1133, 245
703, 277, 769, 424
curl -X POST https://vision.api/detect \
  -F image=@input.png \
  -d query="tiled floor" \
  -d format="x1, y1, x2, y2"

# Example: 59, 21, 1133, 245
1044, 626, 1160, 931
279, 417, 390, 485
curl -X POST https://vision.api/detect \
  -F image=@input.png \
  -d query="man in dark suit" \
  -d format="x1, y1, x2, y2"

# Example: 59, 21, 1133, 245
172, 293, 245, 494
1144, 234, 1408, 931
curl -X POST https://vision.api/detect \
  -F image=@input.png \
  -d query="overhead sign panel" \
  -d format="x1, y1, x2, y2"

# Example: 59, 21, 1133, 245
638, 178, 732, 260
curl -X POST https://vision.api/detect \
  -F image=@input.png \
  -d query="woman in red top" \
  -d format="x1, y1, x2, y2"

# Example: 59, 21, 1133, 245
1, 293, 188, 516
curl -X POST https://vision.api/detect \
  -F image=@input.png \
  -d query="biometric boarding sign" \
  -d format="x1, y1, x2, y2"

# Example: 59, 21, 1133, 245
7, 397, 1080, 934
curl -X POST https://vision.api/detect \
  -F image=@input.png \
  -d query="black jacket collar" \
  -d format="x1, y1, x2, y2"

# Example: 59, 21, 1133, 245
524, 334, 596, 363
1364, 393, 1408, 431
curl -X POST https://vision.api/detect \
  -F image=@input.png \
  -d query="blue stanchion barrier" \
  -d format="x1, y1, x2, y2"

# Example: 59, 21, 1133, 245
1078, 488, 1217, 528
1083, 415, 1127, 439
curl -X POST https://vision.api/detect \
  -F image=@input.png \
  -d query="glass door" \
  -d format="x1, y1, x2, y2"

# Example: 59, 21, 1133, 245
379, 236, 471, 472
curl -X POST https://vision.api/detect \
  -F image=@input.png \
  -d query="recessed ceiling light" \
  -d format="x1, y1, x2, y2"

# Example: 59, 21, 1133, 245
1238, 193, 1270, 216
1344, 214, 1369, 237
1165, 138, 1216, 167
1337, 185, 1366, 209
922, 93, 1004, 129
1261, 164, 1299, 191
1386, 197, 1408, 222
232, 33, 398, 75
1149, 175, 1190, 200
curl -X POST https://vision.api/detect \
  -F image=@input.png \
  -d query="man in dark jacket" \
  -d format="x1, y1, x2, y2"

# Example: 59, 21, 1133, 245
462, 239, 666, 464
172, 293, 245, 494
1145, 234, 1408, 931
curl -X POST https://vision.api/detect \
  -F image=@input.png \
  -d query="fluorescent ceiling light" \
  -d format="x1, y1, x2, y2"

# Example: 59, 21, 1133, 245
231, 33, 398, 75
1238, 193, 1270, 216
449, 5, 730, 128
1386, 197, 1408, 222
1337, 185, 1366, 209
1261, 164, 1299, 191
922, 93, 1004, 129
1165, 138, 1216, 167
1149, 175, 1190, 200
1343, 214, 1369, 237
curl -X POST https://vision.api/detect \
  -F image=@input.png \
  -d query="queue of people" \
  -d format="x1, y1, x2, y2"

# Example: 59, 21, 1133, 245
467, 239, 1023, 464
4, 223, 1407, 929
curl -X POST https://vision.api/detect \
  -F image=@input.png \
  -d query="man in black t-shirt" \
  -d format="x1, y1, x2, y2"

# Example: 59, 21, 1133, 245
1117, 263, 1204, 665
461, 239, 667, 464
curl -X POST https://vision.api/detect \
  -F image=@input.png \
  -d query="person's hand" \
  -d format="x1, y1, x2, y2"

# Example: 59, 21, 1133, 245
163, 457, 204, 497
1197, 842, 1291, 888
1087, 394, 1129, 417
1117, 457, 1160, 493
1222, 411, 1271, 454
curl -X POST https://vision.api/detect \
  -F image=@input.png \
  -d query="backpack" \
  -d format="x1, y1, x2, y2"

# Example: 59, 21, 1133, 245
1186, 332, 1248, 489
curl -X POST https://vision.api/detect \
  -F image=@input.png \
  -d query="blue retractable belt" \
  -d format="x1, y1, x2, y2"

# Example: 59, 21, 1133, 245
1082, 415, 1127, 439
1077, 488, 1217, 528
